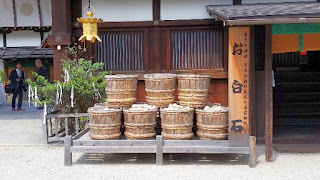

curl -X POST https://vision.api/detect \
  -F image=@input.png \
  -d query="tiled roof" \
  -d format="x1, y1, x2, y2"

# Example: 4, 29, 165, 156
0, 48, 53, 59
207, 2, 320, 20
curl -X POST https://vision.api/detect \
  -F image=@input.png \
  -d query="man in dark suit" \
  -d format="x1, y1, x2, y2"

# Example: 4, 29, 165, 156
9, 62, 25, 111
35, 59, 48, 79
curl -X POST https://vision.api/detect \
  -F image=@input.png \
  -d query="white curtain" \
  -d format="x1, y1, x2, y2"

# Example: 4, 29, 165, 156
16, 0, 40, 27
0, 0, 52, 27
0, 0, 14, 27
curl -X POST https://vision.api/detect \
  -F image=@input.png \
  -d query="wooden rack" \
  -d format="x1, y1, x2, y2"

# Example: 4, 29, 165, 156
64, 128, 256, 167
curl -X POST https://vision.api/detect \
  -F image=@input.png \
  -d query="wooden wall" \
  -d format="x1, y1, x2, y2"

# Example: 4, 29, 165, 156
85, 20, 229, 106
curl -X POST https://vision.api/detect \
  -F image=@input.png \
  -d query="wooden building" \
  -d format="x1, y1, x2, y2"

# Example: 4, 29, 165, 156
50, 0, 320, 161
0, 0, 53, 81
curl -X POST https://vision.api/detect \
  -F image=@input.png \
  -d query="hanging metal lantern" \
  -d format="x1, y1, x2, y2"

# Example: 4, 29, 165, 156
77, 6, 103, 43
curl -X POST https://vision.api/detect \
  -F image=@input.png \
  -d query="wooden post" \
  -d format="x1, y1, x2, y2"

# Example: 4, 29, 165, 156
156, 135, 163, 165
228, 27, 251, 147
42, 103, 49, 144
250, 26, 256, 136
64, 136, 72, 166
249, 136, 256, 168
264, 25, 273, 162
49, 0, 72, 81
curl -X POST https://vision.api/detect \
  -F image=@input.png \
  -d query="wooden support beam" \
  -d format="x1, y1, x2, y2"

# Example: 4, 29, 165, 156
156, 135, 163, 165
153, 0, 161, 21
250, 26, 256, 136
249, 136, 256, 168
64, 136, 72, 166
50, 0, 72, 81
264, 25, 273, 162
233, 0, 241, 5
3, 33, 6, 49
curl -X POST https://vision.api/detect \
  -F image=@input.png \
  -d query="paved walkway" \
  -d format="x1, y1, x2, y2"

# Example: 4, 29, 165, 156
0, 101, 43, 145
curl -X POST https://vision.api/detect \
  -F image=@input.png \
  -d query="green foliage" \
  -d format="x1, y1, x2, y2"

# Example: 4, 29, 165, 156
26, 46, 110, 113
0, 70, 5, 84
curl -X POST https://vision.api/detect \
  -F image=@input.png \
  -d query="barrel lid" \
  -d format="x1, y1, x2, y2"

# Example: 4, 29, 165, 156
105, 74, 138, 79
144, 73, 177, 79
177, 74, 210, 79
88, 106, 122, 113
124, 104, 158, 112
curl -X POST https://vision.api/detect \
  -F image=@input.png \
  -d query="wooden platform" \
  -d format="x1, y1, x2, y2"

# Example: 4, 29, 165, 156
64, 128, 256, 167
274, 144, 320, 153
273, 126, 320, 153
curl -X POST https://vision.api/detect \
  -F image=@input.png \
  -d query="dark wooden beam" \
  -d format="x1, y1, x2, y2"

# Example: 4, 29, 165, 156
52, 0, 72, 33
153, 0, 161, 21
12, 0, 17, 27
37, 0, 42, 27
250, 26, 256, 136
233, 0, 241, 5
85, 20, 223, 29
3, 33, 6, 49
50, 0, 72, 81
264, 25, 273, 162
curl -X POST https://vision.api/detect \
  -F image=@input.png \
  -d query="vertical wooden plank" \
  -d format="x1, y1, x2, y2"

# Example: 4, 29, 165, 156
223, 28, 229, 72
228, 27, 250, 147
144, 30, 149, 72
153, 27, 161, 73
42, 104, 48, 144
264, 25, 273, 162
54, 117, 58, 138
153, 0, 161, 21
42, 118, 48, 144
250, 26, 256, 136
65, 117, 69, 136
233, 0, 242, 5
64, 136, 72, 166
249, 136, 256, 168
166, 30, 171, 72
156, 135, 163, 165
75, 117, 79, 134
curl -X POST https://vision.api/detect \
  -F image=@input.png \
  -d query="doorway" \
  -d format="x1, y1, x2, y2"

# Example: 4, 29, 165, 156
273, 51, 320, 151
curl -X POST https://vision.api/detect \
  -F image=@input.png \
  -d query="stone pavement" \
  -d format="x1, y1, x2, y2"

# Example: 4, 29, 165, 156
0, 101, 43, 145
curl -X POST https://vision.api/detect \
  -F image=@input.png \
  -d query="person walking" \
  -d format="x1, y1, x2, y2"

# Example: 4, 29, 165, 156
35, 59, 48, 79
9, 62, 25, 111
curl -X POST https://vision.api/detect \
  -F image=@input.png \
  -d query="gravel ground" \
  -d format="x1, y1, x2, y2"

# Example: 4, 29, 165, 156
1, 145, 320, 180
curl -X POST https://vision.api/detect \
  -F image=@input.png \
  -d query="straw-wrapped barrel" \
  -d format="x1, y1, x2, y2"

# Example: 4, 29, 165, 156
88, 107, 122, 140
144, 73, 177, 108
160, 107, 194, 140
177, 74, 210, 108
123, 106, 158, 140
105, 74, 138, 108
196, 109, 228, 140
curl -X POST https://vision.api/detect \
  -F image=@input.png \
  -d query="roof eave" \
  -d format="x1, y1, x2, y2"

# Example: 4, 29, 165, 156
225, 17, 320, 26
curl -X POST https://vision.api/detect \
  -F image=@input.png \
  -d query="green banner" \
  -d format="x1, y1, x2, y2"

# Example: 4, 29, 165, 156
272, 24, 320, 51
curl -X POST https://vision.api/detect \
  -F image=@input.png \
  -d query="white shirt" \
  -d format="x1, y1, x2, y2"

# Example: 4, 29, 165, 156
16, 69, 21, 78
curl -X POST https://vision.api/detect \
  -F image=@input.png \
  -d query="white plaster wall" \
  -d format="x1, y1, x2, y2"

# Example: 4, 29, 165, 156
242, 0, 316, 4
6, 30, 41, 47
161, 0, 233, 20
0, 1, 14, 27
82, 0, 153, 22
0, 35, 3, 48
40, 0, 52, 26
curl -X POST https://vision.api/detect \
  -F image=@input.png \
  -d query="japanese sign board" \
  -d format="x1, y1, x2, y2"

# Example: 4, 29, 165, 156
228, 27, 250, 147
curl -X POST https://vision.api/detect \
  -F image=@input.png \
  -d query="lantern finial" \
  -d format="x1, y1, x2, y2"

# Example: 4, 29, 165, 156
77, 6, 103, 43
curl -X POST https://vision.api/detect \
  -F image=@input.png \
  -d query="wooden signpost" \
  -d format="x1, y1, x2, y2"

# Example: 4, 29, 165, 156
228, 27, 250, 147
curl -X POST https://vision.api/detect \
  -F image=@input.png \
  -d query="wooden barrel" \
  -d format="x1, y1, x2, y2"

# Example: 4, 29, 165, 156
196, 109, 228, 140
123, 107, 158, 140
144, 73, 177, 108
177, 74, 210, 108
88, 107, 122, 140
105, 74, 138, 108
160, 108, 194, 140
